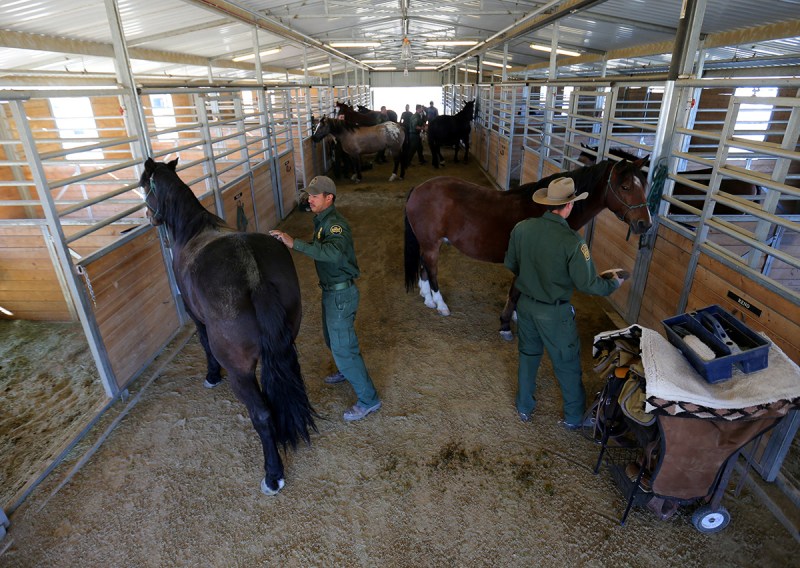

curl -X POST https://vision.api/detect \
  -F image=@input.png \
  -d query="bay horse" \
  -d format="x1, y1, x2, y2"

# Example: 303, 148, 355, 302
357, 104, 398, 123
427, 100, 475, 169
404, 158, 651, 338
312, 115, 406, 183
335, 101, 380, 126
578, 144, 763, 216
139, 157, 316, 496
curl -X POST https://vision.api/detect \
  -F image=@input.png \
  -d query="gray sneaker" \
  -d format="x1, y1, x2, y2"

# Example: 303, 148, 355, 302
323, 371, 346, 384
343, 401, 382, 421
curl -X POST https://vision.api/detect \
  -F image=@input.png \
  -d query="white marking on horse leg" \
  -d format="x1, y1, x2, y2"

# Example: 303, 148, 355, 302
512, 310, 518, 322
432, 290, 450, 316
419, 278, 436, 308
499, 330, 514, 341
389, 173, 397, 182
261, 477, 285, 496
351, 174, 358, 182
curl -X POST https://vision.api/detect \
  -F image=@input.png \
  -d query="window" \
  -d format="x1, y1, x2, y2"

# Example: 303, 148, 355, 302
731, 87, 778, 152
49, 97, 102, 160
150, 94, 178, 140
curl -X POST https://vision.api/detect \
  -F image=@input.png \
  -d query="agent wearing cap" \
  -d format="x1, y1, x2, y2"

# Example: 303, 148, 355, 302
270, 176, 381, 422
504, 176, 626, 430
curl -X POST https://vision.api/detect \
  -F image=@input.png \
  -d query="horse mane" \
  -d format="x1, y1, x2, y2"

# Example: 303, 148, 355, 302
454, 100, 475, 120
511, 160, 612, 200
326, 117, 360, 133
149, 162, 226, 245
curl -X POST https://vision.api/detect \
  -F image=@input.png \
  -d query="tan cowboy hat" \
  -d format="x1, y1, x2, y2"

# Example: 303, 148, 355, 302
532, 177, 588, 206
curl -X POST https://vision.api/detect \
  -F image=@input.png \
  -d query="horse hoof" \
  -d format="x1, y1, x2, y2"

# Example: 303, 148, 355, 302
437, 307, 451, 316
261, 477, 285, 496
499, 330, 514, 341
389, 174, 397, 182
424, 299, 437, 309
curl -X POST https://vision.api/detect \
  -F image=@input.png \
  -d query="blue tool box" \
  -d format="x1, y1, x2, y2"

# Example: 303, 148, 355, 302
662, 305, 771, 383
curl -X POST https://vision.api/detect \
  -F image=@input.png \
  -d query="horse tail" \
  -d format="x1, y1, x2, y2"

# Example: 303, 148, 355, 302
253, 282, 316, 450
404, 189, 421, 292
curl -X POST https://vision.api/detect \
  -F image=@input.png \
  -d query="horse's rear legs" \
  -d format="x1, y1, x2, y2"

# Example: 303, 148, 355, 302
499, 278, 521, 341
229, 373, 285, 495
420, 248, 450, 316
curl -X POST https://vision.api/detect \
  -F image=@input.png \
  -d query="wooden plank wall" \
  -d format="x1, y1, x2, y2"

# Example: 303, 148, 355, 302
220, 175, 256, 232
487, 131, 499, 181
0, 225, 71, 321
520, 148, 540, 185
278, 150, 298, 219
496, 136, 510, 188
253, 162, 278, 231
85, 228, 179, 388
301, 137, 315, 187
589, 210, 643, 318
637, 225, 691, 330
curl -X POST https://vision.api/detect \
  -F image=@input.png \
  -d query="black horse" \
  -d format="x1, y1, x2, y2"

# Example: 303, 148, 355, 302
427, 100, 475, 169
139, 157, 316, 496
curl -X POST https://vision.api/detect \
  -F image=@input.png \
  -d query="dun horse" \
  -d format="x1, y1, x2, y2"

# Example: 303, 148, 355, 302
427, 100, 475, 169
312, 115, 406, 183
404, 158, 652, 338
139, 157, 316, 495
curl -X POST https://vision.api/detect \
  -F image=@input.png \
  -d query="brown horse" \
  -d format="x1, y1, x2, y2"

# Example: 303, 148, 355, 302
578, 145, 763, 216
404, 158, 651, 337
312, 115, 406, 183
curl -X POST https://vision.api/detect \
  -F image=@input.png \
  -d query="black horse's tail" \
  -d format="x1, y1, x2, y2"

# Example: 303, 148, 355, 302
253, 281, 316, 450
404, 189, 421, 292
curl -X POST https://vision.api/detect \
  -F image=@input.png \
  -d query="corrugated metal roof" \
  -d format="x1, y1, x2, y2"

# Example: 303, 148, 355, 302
0, 0, 798, 85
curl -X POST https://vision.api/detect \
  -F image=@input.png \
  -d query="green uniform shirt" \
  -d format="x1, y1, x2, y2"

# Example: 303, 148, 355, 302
504, 211, 618, 303
292, 205, 360, 286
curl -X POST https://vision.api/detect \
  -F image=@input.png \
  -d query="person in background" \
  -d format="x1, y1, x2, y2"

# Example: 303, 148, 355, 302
426, 100, 439, 122
400, 104, 414, 165
410, 104, 427, 165
504, 177, 628, 429
269, 176, 382, 422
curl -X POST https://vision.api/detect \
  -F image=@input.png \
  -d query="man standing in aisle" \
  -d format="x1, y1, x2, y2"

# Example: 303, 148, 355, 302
426, 100, 439, 122
270, 176, 381, 422
504, 177, 627, 429
410, 104, 427, 165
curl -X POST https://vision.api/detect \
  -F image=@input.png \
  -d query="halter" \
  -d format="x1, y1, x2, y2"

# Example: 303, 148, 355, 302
605, 160, 648, 223
145, 176, 160, 219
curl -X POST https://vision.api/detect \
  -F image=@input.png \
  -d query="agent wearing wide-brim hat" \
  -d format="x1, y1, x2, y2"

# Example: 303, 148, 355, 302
269, 176, 381, 422
504, 175, 627, 430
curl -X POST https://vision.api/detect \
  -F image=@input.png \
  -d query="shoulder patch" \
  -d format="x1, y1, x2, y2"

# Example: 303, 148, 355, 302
330, 224, 343, 235
581, 243, 591, 261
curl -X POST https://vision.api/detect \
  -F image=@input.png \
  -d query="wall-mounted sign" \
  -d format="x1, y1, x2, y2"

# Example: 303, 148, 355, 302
727, 290, 762, 317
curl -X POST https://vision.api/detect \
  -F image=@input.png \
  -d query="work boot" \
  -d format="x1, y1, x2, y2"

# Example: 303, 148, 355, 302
559, 415, 596, 431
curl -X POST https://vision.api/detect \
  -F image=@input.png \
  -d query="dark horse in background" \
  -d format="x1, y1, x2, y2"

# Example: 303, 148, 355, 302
335, 101, 380, 126
578, 144, 763, 216
312, 115, 406, 182
358, 104, 398, 123
139, 158, 315, 495
427, 100, 475, 169
404, 158, 651, 338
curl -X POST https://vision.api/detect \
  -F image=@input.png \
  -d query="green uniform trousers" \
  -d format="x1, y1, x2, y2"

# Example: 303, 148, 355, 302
515, 294, 586, 424
321, 285, 379, 407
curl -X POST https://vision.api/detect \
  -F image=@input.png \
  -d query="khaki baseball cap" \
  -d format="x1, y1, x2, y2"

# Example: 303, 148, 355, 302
306, 175, 336, 196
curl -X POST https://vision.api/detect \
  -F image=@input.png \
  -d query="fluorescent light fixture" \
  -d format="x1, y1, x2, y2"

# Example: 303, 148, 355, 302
232, 47, 282, 62
428, 40, 478, 46
307, 63, 331, 71
458, 67, 478, 74
329, 41, 381, 48
414, 66, 437, 70
482, 60, 511, 68
418, 58, 449, 64
361, 59, 392, 64
530, 44, 581, 57
485, 51, 512, 61
373, 66, 397, 71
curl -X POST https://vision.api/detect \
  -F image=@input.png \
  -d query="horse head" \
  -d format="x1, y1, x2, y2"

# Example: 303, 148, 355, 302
604, 157, 652, 234
139, 157, 179, 227
577, 143, 598, 166
311, 116, 330, 142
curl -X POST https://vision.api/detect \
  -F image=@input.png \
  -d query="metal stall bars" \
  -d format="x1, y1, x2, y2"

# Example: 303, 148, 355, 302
659, 78, 800, 313
485, 84, 527, 189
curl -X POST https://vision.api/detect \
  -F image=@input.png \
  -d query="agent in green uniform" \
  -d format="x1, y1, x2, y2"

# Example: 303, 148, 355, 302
504, 177, 627, 429
270, 176, 381, 422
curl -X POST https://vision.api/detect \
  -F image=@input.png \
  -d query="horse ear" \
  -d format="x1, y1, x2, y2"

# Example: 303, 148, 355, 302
144, 157, 156, 173
634, 156, 649, 170
167, 158, 179, 171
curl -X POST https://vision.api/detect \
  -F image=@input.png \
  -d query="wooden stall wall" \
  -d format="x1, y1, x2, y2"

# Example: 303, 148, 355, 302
588, 210, 642, 317
637, 226, 692, 330
252, 162, 279, 231
83, 228, 180, 388
301, 137, 316, 188
0, 226, 71, 321
520, 148, 539, 185
220, 175, 256, 232
279, 150, 298, 219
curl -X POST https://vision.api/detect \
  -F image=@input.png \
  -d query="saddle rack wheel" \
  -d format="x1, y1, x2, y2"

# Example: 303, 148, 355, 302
691, 504, 731, 533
